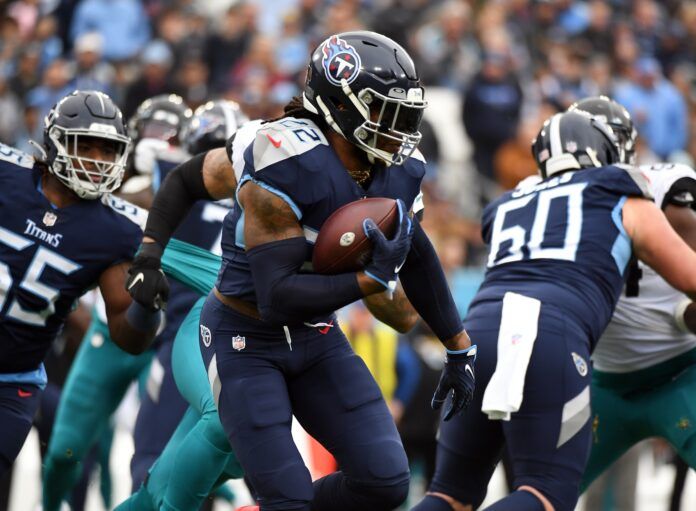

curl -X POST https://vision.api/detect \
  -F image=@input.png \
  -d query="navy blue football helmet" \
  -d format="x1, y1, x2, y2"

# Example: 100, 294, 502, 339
568, 96, 637, 164
180, 99, 249, 155
532, 111, 620, 179
303, 31, 427, 166
43, 90, 131, 199
128, 94, 192, 146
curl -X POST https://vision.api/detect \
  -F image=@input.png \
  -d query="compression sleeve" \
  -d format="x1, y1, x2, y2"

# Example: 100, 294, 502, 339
144, 152, 213, 248
246, 237, 364, 325
399, 219, 464, 342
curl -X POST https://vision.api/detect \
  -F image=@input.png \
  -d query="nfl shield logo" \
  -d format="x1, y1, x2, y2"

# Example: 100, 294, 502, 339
42, 211, 58, 227
232, 335, 246, 351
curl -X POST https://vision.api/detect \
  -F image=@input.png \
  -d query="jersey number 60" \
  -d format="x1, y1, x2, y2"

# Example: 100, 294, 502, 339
488, 183, 587, 268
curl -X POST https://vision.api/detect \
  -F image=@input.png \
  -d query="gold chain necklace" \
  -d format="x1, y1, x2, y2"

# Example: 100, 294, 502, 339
349, 168, 371, 186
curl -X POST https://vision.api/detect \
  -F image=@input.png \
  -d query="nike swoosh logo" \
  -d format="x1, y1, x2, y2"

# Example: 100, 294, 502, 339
128, 272, 145, 290
266, 134, 282, 148
394, 260, 405, 273
18, 389, 32, 398
465, 365, 474, 379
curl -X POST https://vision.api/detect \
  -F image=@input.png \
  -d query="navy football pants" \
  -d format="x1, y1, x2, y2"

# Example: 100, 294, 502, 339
0, 382, 41, 476
200, 293, 410, 511
427, 300, 592, 511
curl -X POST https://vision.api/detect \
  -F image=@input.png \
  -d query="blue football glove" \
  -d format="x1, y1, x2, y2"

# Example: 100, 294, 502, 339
431, 345, 477, 421
363, 199, 413, 293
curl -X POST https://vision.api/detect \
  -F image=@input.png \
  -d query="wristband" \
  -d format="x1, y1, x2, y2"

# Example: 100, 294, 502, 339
126, 300, 162, 331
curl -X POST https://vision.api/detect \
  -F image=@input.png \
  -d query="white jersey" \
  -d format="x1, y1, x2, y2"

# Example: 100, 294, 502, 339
593, 163, 696, 372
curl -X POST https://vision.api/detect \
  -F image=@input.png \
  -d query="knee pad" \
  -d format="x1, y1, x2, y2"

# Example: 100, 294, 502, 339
200, 411, 231, 453
354, 476, 410, 511
47, 427, 89, 462
252, 459, 313, 511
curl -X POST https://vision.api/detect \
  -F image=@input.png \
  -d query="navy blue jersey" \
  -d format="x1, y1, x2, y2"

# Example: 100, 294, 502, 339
153, 157, 230, 345
472, 166, 651, 346
0, 144, 146, 374
215, 117, 426, 304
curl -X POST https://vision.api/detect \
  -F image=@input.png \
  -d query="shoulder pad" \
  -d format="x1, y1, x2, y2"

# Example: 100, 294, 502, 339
227, 119, 263, 181
613, 164, 653, 199
252, 117, 328, 173
0, 143, 34, 169
101, 194, 148, 231
410, 148, 426, 163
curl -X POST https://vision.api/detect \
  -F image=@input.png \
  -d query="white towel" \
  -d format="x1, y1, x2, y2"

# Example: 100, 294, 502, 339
481, 292, 541, 421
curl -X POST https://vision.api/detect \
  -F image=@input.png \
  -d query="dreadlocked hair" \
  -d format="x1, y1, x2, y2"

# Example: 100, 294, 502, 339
266, 96, 328, 130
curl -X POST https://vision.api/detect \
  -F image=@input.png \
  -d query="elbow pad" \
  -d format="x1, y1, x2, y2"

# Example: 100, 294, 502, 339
144, 152, 213, 248
246, 237, 363, 325
399, 220, 464, 341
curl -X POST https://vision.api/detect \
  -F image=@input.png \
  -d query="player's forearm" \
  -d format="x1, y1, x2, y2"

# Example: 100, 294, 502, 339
247, 237, 368, 325
108, 306, 160, 355
363, 285, 419, 333
399, 220, 466, 344
144, 152, 212, 249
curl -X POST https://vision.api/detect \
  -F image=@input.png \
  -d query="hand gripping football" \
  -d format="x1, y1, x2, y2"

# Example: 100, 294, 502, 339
312, 197, 399, 274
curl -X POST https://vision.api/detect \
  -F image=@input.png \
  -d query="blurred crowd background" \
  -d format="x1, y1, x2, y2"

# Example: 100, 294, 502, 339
2, 0, 696, 509
2, 0, 696, 252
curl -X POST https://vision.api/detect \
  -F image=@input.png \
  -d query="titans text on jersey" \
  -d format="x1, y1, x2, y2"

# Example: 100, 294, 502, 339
0, 143, 145, 380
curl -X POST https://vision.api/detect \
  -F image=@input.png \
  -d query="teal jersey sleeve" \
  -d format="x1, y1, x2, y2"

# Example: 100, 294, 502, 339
162, 239, 221, 295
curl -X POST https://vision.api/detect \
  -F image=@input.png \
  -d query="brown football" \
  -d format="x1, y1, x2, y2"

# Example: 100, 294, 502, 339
312, 197, 399, 274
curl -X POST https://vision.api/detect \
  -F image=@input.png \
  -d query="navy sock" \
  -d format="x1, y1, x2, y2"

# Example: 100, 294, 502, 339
483, 490, 546, 510
410, 494, 456, 511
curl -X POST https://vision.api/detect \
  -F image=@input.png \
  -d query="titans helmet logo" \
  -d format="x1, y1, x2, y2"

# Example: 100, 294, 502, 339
321, 35, 362, 86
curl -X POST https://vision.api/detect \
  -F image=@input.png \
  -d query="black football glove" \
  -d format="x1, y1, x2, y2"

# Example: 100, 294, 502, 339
431, 345, 477, 421
126, 242, 169, 312
363, 199, 413, 293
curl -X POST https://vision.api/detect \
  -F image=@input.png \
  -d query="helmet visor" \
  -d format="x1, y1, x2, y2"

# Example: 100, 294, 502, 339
355, 88, 426, 165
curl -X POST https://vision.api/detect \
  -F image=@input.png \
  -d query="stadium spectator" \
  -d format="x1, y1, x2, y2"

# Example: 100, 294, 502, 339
122, 40, 175, 119
462, 49, 523, 183
69, 32, 115, 96
615, 57, 688, 159
70, 0, 150, 62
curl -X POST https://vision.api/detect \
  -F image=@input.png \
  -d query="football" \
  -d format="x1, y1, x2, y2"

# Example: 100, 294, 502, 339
312, 197, 399, 274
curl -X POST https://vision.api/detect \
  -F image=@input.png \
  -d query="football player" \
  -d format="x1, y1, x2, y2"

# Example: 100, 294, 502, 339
411, 110, 696, 511
568, 97, 696, 491
121, 105, 423, 511
41, 94, 192, 511
126, 31, 475, 511
41, 97, 244, 509
128, 97, 243, 490
0, 90, 161, 476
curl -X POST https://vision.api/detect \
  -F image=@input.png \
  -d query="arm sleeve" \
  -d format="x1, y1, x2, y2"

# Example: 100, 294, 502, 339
399, 219, 464, 342
394, 340, 421, 405
144, 152, 213, 248
246, 237, 365, 325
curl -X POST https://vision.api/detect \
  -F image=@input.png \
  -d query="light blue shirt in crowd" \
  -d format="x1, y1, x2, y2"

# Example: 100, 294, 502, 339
615, 79, 688, 159
70, 0, 151, 61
